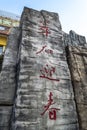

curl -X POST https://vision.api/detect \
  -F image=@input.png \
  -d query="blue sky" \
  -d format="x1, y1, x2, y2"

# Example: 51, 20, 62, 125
0, 0, 87, 40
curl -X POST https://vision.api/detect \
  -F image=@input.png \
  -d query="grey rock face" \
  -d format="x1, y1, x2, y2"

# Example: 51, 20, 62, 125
0, 107, 12, 128
1, 6, 87, 130
0, 27, 20, 104
11, 7, 79, 130
63, 30, 87, 47
66, 46, 87, 130
0, 27, 20, 130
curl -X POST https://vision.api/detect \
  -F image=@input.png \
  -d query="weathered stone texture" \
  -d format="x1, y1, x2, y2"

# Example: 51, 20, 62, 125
0, 27, 20, 130
63, 30, 87, 47
1, 6, 87, 130
66, 46, 87, 130
0, 106, 12, 127
12, 7, 79, 130
0, 27, 20, 104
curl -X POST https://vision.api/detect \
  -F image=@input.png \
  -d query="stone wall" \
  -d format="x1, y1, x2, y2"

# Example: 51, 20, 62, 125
64, 31, 87, 130
0, 7, 87, 130
11, 7, 79, 130
0, 27, 20, 130
63, 30, 87, 47
66, 46, 87, 130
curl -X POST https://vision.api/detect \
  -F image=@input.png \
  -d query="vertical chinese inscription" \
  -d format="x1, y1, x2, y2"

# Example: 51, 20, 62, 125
37, 19, 60, 120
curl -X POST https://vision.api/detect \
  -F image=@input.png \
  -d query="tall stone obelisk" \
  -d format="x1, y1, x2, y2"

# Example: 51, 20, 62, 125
12, 7, 79, 130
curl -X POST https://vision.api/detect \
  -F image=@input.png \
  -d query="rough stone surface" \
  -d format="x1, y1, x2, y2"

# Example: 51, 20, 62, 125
0, 106, 12, 128
63, 30, 87, 47
11, 7, 79, 130
66, 46, 87, 130
0, 27, 20, 104
0, 6, 87, 130
0, 27, 20, 130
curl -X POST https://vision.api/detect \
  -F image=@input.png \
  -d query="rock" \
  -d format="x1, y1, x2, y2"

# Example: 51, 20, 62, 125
0, 27, 20, 130
0, 27, 20, 104
0, 106, 12, 129
11, 7, 79, 130
1, 6, 87, 130
66, 45, 87, 130
63, 30, 87, 47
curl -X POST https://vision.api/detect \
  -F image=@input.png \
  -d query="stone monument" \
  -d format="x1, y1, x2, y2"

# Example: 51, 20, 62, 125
0, 7, 87, 130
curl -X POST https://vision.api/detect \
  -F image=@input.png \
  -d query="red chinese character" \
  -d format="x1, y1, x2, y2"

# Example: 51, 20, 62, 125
36, 46, 53, 55
39, 26, 51, 37
36, 45, 47, 54
40, 64, 60, 81
38, 20, 51, 37
41, 92, 60, 120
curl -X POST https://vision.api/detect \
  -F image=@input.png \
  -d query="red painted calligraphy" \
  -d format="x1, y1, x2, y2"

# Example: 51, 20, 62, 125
39, 26, 51, 37
38, 20, 51, 37
36, 45, 53, 55
41, 92, 60, 120
36, 45, 47, 54
40, 64, 59, 81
